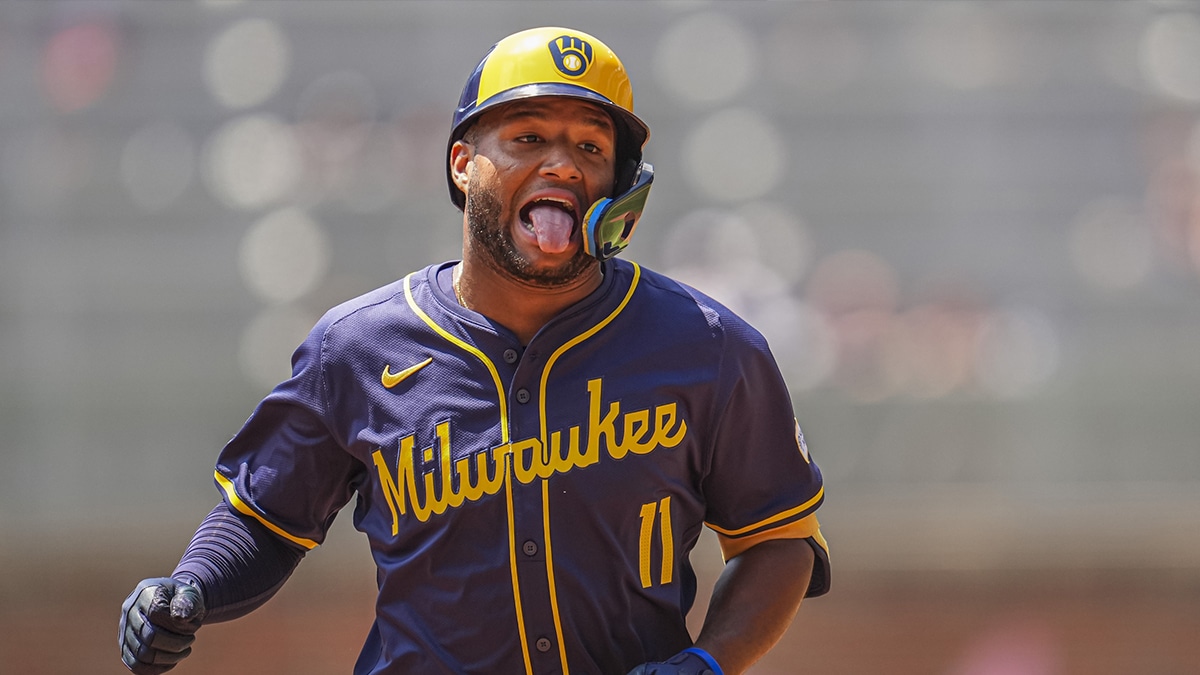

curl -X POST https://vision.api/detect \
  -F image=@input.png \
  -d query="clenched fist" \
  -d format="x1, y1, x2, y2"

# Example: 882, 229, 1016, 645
119, 578, 205, 674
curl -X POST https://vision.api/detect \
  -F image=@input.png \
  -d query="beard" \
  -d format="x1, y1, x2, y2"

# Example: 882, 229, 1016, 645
465, 180, 594, 288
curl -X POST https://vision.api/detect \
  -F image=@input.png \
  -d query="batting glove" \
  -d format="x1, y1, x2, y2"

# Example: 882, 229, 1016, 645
119, 577, 205, 674
626, 647, 724, 675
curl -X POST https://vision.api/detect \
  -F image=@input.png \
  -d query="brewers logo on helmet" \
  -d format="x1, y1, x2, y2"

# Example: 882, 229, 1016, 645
447, 27, 654, 260
548, 35, 594, 78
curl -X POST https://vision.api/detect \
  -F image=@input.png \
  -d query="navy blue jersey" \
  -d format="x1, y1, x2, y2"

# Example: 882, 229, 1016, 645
214, 258, 829, 675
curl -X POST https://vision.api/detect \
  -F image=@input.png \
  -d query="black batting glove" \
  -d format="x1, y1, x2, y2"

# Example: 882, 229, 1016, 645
119, 577, 205, 674
627, 647, 724, 675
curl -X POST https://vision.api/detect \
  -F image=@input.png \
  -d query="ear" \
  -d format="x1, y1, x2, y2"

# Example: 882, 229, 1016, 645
449, 139, 473, 195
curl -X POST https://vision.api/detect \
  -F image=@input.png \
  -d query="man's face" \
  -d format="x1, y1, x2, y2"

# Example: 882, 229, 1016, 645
457, 97, 617, 287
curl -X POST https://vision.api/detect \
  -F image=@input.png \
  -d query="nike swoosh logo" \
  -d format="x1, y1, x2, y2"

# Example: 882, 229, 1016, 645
381, 357, 433, 389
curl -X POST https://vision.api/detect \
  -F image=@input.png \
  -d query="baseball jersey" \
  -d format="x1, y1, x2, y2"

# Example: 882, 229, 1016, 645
214, 258, 829, 675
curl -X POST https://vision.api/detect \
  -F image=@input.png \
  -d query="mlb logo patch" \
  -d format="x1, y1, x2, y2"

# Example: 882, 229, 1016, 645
795, 419, 810, 463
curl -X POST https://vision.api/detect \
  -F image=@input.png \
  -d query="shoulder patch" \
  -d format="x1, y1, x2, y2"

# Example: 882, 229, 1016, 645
795, 419, 810, 463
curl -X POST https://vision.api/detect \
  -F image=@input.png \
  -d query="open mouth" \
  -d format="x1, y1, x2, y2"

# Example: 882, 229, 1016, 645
518, 196, 579, 254
519, 197, 578, 229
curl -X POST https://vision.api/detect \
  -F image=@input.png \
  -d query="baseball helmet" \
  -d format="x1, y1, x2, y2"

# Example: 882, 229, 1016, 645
447, 27, 653, 260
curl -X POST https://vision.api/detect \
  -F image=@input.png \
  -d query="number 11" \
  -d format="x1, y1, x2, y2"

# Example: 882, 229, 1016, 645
638, 496, 674, 588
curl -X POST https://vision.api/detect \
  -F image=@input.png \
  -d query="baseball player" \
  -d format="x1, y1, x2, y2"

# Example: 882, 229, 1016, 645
120, 26, 829, 675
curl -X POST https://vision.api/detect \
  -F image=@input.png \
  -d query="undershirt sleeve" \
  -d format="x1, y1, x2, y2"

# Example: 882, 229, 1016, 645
172, 502, 306, 624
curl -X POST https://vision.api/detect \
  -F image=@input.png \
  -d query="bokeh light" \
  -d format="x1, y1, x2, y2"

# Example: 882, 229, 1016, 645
238, 207, 331, 304
41, 21, 119, 113
653, 11, 757, 106
806, 249, 900, 317
1069, 198, 1155, 291
120, 121, 196, 214
238, 305, 318, 391
203, 17, 291, 109
661, 207, 756, 272
202, 113, 301, 210
904, 3, 1017, 90
295, 70, 378, 165
734, 201, 813, 285
755, 297, 839, 393
805, 250, 901, 402
292, 70, 383, 209
1139, 12, 1200, 102
948, 619, 1064, 675
1144, 158, 1199, 273
884, 302, 983, 400
682, 108, 785, 202
973, 306, 1060, 399
331, 126, 408, 214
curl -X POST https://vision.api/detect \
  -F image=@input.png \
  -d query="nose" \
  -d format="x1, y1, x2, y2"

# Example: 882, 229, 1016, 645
538, 141, 582, 182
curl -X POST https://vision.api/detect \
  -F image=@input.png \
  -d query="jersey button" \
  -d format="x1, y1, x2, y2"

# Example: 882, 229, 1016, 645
522, 540, 538, 556
535, 637, 552, 653
516, 388, 531, 404
503, 348, 519, 364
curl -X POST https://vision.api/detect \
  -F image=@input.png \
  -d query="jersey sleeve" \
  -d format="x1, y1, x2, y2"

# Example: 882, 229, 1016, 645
700, 319, 830, 596
214, 318, 364, 551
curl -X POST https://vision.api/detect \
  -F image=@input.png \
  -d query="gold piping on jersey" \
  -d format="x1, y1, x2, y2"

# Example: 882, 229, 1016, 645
536, 262, 642, 675
540, 479, 567, 671
705, 486, 825, 538
402, 273, 533, 675
716, 513, 824, 561
214, 471, 319, 550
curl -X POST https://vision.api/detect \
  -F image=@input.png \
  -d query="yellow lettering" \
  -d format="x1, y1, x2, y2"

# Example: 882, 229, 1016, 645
622, 408, 653, 455
547, 425, 594, 475
456, 441, 505, 503
372, 380, 690, 529
635, 497, 675, 588
588, 378, 627, 459
638, 501, 656, 588
658, 496, 674, 585
371, 435, 423, 532
435, 421, 463, 510
512, 437, 547, 484
653, 402, 687, 449
371, 448, 402, 536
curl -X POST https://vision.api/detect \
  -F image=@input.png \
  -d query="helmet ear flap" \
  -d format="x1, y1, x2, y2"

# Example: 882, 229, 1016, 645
583, 162, 653, 261
614, 155, 640, 200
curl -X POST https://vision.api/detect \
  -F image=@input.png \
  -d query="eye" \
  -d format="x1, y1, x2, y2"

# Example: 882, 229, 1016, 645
515, 134, 541, 143
579, 142, 602, 154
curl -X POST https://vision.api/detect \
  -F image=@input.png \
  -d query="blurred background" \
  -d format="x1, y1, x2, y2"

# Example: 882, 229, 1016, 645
2, 1, 1199, 673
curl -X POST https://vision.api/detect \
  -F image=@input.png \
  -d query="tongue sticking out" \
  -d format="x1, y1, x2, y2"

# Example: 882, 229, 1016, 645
527, 205, 574, 254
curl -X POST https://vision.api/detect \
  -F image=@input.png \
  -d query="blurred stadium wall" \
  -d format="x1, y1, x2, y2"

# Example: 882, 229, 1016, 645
1, 1, 1198, 673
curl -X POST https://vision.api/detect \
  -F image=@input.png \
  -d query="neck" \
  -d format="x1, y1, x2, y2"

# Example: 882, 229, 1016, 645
454, 258, 602, 345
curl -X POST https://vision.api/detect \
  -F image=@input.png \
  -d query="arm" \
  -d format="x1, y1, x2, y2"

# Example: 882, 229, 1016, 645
171, 503, 306, 623
119, 503, 305, 674
694, 538, 815, 675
